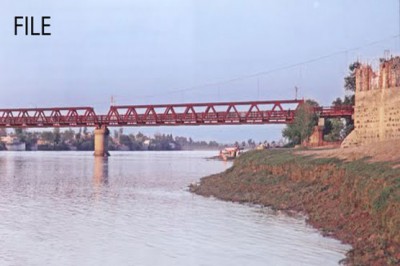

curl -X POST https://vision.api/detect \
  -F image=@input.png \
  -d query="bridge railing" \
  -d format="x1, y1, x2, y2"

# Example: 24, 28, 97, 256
0, 100, 355, 128
0, 107, 97, 128
0, 116, 99, 127
101, 100, 302, 126
314, 105, 354, 118
98, 110, 296, 126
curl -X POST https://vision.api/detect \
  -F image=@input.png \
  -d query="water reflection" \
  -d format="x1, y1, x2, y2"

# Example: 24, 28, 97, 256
93, 156, 109, 186
0, 151, 349, 266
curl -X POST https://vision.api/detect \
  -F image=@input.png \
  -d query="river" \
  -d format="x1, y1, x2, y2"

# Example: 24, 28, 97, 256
0, 151, 349, 265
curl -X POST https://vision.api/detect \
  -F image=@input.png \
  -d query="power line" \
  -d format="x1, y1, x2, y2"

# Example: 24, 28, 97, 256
131, 34, 400, 100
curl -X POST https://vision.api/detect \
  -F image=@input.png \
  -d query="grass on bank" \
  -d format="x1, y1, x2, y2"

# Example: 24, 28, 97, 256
235, 149, 400, 212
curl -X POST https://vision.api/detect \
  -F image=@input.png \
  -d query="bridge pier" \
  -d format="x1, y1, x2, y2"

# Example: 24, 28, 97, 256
307, 118, 325, 146
94, 125, 110, 157
316, 117, 325, 145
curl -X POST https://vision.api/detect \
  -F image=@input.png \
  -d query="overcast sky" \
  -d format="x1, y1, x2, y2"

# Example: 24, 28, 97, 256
0, 0, 399, 142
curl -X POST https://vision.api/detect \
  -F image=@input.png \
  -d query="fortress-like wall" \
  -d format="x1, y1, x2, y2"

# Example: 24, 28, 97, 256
342, 57, 400, 147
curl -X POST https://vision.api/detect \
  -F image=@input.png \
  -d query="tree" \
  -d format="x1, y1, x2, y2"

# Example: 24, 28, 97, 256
41, 131, 55, 143
24, 132, 38, 150
63, 129, 75, 142
341, 61, 361, 106
136, 132, 144, 140
332, 95, 354, 112
247, 139, 254, 147
323, 118, 345, 142
344, 62, 361, 93
53, 128, 61, 144
343, 95, 354, 105
208, 141, 218, 148
282, 100, 319, 145
119, 134, 132, 148
326, 62, 360, 139
128, 133, 136, 141
14, 128, 26, 142
330, 97, 354, 138
76, 128, 82, 141
332, 97, 343, 107
14, 128, 23, 135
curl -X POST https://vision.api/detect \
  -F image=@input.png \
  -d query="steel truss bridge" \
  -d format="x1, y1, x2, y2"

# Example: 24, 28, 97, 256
0, 100, 353, 128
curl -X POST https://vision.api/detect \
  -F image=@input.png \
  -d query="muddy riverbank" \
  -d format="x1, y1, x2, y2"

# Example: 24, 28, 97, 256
190, 149, 400, 265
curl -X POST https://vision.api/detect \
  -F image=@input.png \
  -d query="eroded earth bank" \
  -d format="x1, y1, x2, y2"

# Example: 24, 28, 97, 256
190, 146, 400, 265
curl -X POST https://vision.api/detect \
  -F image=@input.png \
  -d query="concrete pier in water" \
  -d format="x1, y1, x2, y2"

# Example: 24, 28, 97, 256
94, 126, 110, 157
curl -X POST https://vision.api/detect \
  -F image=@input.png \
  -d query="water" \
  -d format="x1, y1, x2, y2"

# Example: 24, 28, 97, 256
0, 151, 349, 266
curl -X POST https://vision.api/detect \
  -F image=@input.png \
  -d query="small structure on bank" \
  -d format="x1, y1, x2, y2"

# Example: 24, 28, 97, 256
219, 146, 241, 161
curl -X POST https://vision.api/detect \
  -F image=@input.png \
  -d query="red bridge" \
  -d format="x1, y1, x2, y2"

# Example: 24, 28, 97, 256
0, 99, 353, 156
0, 100, 353, 128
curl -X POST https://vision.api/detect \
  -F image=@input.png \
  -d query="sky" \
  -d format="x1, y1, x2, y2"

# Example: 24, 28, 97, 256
0, 0, 399, 143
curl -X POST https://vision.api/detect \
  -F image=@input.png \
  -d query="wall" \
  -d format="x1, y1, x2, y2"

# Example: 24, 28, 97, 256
342, 57, 400, 147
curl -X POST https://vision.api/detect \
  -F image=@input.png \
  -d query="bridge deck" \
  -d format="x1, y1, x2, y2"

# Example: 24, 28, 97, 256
0, 100, 353, 128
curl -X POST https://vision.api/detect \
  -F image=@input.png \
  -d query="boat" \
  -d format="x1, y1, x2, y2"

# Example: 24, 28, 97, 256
219, 146, 241, 161
256, 143, 266, 150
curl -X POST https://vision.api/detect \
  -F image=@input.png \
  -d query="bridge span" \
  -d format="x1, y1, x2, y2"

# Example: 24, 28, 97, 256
0, 99, 353, 156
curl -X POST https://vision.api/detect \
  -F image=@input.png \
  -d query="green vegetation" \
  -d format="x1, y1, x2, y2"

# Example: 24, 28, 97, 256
344, 63, 358, 93
0, 128, 240, 151
330, 61, 362, 137
282, 61, 360, 146
323, 118, 345, 142
282, 100, 319, 145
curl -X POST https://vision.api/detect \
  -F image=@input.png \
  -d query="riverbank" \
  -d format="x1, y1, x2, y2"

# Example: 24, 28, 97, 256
190, 148, 400, 265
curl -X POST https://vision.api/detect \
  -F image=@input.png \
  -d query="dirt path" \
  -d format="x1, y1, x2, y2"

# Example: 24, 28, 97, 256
298, 140, 400, 166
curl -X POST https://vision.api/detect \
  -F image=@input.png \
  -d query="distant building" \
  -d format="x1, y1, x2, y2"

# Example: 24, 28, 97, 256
1, 136, 26, 151
168, 142, 176, 150
37, 138, 51, 146
143, 139, 151, 149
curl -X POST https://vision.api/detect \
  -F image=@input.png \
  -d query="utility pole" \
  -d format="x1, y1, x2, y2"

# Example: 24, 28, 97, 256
294, 86, 299, 100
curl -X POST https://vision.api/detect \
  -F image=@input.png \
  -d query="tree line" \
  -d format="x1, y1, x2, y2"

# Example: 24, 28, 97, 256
0, 127, 267, 151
